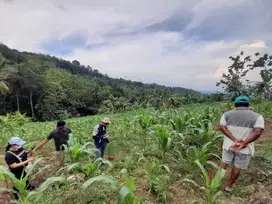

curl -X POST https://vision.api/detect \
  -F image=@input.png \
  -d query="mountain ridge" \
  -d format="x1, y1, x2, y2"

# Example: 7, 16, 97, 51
0, 43, 205, 121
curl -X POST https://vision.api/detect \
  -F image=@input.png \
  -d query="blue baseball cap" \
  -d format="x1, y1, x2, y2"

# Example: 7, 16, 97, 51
234, 96, 250, 104
8, 137, 26, 146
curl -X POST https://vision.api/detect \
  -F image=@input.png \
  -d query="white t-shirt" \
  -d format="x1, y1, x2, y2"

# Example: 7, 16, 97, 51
220, 108, 264, 156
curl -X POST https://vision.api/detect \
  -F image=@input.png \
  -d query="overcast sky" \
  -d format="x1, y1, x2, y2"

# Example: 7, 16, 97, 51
0, 0, 271, 91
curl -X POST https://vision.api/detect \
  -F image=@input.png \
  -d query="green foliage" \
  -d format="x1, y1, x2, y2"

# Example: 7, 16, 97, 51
0, 158, 66, 204
153, 125, 172, 159
0, 43, 202, 121
63, 134, 96, 162
118, 177, 144, 204
183, 160, 226, 204
186, 142, 220, 167
147, 161, 170, 202
59, 158, 112, 178
0, 111, 29, 144
0, 102, 271, 203
137, 113, 154, 151
81, 175, 118, 190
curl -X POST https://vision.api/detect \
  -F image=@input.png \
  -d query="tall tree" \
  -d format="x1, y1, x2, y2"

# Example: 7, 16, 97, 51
251, 53, 272, 99
216, 51, 252, 100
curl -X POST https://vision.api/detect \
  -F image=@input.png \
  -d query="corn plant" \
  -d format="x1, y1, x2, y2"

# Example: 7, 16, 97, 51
118, 177, 144, 204
154, 125, 172, 159
58, 158, 112, 178
0, 164, 66, 204
186, 142, 220, 167
183, 160, 226, 204
169, 111, 193, 133
146, 160, 169, 202
81, 175, 117, 190
137, 113, 154, 151
191, 123, 223, 147
63, 134, 97, 162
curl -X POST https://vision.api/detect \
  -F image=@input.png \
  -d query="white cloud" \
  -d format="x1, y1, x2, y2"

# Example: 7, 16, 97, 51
0, 0, 271, 91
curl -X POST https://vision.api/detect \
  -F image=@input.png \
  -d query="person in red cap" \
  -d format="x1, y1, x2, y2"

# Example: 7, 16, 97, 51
219, 96, 264, 191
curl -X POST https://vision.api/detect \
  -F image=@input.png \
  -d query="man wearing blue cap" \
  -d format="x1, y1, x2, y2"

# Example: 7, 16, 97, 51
219, 96, 265, 191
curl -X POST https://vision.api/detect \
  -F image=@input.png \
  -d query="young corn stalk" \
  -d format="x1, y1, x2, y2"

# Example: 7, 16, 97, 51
81, 175, 118, 191
137, 113, 153, 152
183, 160, 226, 204
0, 164, 66, 204
58, 158, 112, 179
154, 125, 172, 160
170, 111, 192, 134
147, 160, 170, 202
63, 134, 97, 162
186, 142, 220, 168
118, 177, 144, 204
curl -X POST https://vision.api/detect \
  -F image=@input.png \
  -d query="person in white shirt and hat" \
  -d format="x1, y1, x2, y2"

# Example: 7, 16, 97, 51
91, 118, 111, 159
5, 136, 36, 200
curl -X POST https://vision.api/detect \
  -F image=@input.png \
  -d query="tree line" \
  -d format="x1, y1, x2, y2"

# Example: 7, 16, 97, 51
1, 43, 219, 121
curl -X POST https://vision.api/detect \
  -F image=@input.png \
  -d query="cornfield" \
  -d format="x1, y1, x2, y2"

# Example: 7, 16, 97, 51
0, 102, 272, 204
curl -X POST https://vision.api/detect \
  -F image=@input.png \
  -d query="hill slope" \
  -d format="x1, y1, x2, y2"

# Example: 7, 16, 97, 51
0, 43, 201, 120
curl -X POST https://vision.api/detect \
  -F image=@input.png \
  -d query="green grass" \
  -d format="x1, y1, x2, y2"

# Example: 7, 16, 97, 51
1, 102, 272, 204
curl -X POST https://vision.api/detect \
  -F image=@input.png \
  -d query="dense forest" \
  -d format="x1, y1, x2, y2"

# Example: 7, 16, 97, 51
0, 43, 221, 121
1, 43, 271, 121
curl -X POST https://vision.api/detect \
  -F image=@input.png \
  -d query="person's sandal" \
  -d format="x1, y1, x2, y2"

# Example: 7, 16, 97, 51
224, 186, 233, 192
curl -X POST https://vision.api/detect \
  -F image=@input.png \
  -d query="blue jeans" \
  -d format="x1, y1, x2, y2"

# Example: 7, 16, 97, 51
95, 146, 106, 159
94, 136, 108, 159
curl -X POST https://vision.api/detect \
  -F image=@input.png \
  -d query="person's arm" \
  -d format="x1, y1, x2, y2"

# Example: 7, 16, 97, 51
244, 128, 263, 144
32, 139, 49, 152
219, 114, 237, 142
32, 132, 53, 153
233, 116, 264, 151
9, 157, 35, 168
90, 125, 99, 137
220, 126, 238, 142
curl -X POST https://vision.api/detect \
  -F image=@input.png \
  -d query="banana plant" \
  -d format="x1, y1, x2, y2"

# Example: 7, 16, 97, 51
183, 160, 226, 204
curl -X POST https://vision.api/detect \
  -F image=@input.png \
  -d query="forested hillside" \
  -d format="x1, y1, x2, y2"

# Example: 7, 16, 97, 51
0, 43, 212, 121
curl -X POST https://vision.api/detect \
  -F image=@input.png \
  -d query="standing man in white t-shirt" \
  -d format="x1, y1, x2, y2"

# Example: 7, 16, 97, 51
219, 96, 264, 191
